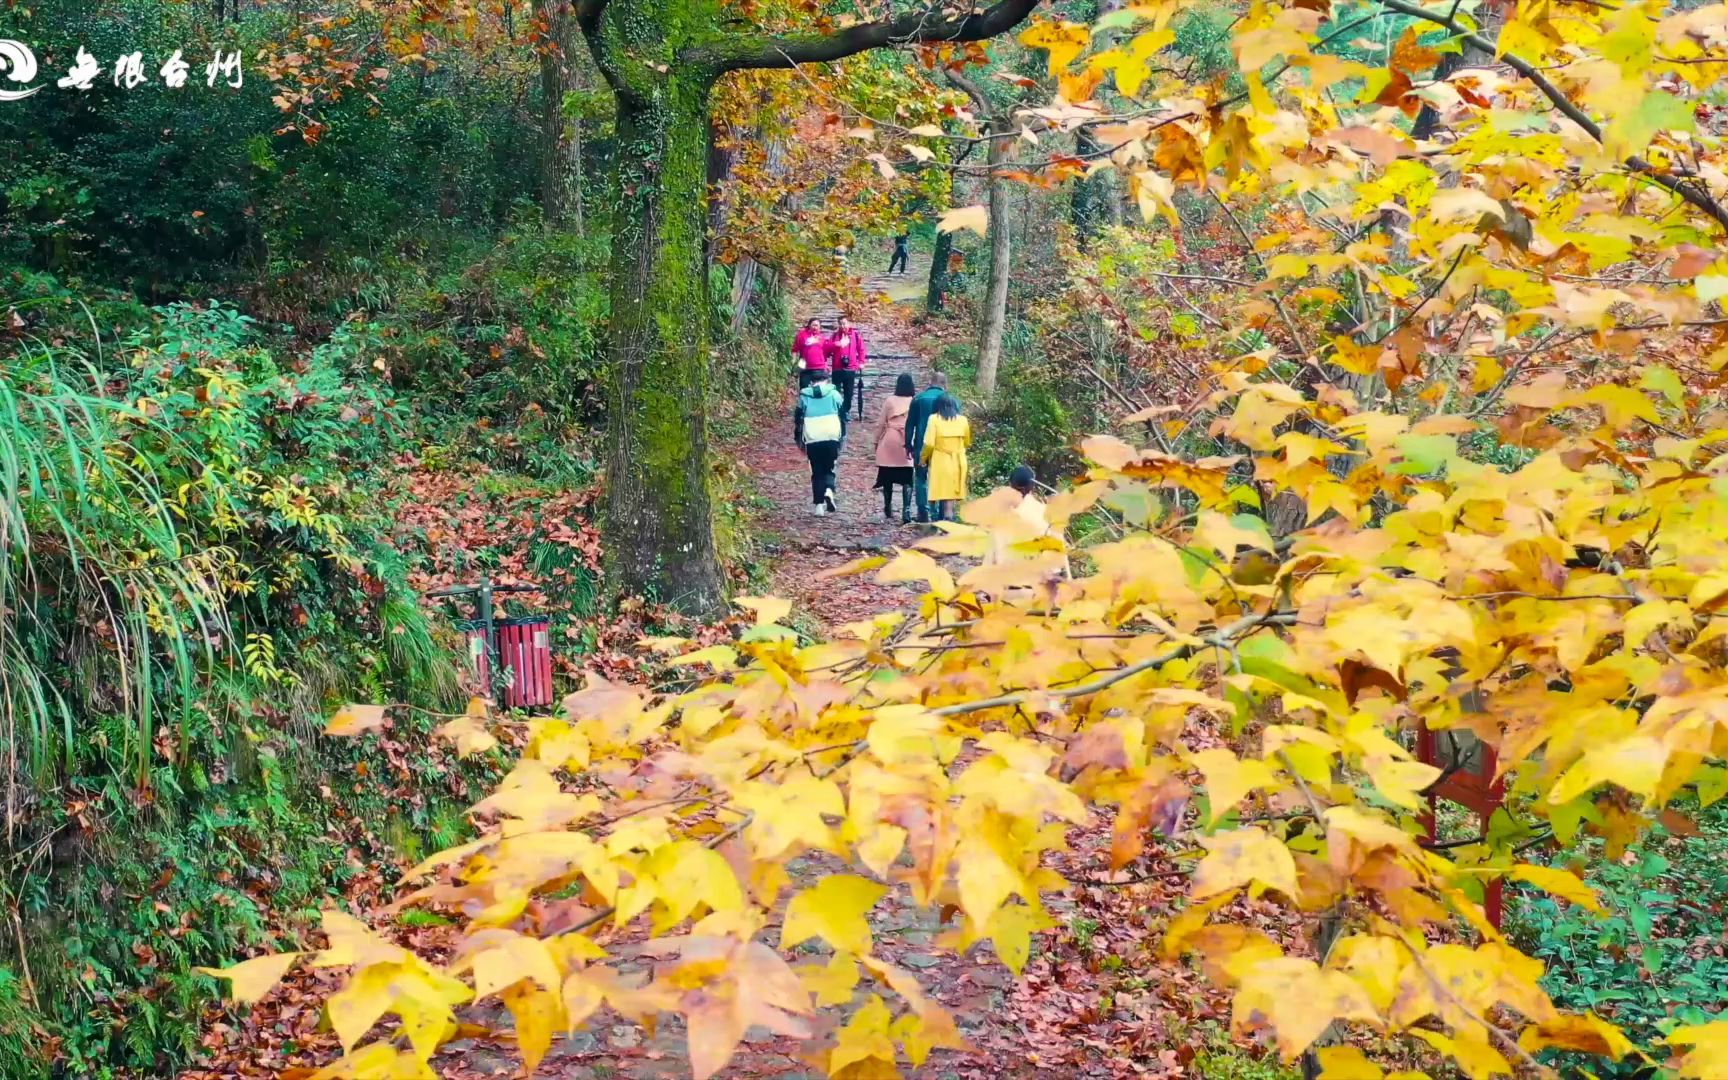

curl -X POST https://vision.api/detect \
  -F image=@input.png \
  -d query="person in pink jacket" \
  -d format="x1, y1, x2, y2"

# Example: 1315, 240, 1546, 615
874, 373, 917, 523
792, 317, 829, 389
826, 315, 868, 423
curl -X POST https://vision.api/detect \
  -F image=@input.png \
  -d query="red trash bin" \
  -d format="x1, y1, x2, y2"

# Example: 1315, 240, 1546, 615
496, 616, 553, 709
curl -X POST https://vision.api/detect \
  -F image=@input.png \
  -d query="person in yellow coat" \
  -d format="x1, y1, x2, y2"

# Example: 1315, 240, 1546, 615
919, 392, 971, 522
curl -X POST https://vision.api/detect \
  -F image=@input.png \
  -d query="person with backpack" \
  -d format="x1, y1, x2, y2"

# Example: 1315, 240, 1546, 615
874, 374, 917, 524
826, 315, 868, 424
920, 392, 971, 522
794, 369, 844, 514
792, 317, 829, 389
903, 372, 947, 522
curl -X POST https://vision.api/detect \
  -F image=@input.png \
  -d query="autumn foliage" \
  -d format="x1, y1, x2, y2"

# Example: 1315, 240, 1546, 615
199, 0, 1728, 1076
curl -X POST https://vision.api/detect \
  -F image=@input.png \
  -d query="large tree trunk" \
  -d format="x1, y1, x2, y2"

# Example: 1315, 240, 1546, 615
538, 0, 583, 229
976, 129, 1011, 399
571, 0, 1042, 611
594, 77, 728, 614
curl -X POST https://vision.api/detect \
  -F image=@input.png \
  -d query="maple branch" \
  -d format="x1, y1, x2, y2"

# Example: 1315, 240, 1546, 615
1377, 0, 1728, 234
1210, 191, 1311, 356
704, 0, 1046, 72
931, 610, 1297, 718
1393, 936, 1558, 1078
1275, 749, 1330, 831
553, 812, 755, 938
1367, 247, 1467, 344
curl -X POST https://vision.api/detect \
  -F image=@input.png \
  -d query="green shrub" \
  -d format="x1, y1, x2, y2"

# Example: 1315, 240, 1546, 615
1509, 801, 1728, 1077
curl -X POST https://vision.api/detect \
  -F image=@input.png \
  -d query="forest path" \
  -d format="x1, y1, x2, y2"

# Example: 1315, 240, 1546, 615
400, 263, 1184, 1080
739, 258, 942, 630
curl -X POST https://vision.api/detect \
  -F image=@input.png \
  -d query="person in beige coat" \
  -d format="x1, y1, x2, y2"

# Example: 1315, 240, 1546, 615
874, 374, 917, 523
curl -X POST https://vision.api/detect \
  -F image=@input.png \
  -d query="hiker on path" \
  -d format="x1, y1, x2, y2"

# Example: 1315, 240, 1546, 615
987, 465, 1068, 570
904, 373, 948, 523
794, 369, 844, 515
920, 392, 971, 523
888, 233, 910, 275
827, 315, 868, 424
874, 374, 917, 524
792, 317, 829, 389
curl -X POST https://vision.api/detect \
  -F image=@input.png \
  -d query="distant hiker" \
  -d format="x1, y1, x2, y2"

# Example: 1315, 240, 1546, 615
920, 392, 971, 523
874, 374, 917, 524
992, 465, 1061, 567
981, 465, 1070, 599
827, 315, 868, 423
794, 369, 844, 515
889, 233, 910, 275
904, 372, 948, 523
792, 317, 829, 389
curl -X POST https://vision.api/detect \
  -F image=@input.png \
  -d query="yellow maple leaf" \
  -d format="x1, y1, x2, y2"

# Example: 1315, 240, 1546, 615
1667, 1019, 1728, 1078
1510, 863, 1603, 913
828, 994, 899, 1075
734, 595, 792, 626
1189, 747, 1279, 825
937, 205, 989, 236
1232, 956, 1380, 1059
1518, 1012, 1633, 1059
308, 1044, 438, 1080
1191, 826, 1299, 901
325, 703, 388, 736
781, 874, 888, 956
196, 951, 300, 1004
1019, 19, 1090, 75
798, 950, 861, 1006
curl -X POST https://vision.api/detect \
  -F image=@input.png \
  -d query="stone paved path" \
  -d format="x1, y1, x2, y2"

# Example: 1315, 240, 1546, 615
418, 262, 1161, 1078
744, 261, 946, 630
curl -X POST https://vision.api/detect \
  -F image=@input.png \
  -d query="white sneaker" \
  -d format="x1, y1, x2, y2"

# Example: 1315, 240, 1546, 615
812, 503, 827, 516
824, 489, 838, 513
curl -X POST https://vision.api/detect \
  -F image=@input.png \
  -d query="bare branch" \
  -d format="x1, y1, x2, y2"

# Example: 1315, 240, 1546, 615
703, 0, 1045, 73
1378, 0, 1728, 234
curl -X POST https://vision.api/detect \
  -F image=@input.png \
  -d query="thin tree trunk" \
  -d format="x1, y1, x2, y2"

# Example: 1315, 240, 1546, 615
705, 122, 733, 271
726, 138, 786, 336
1071, 125, 1110, 249
976, 128, 1011, 399
729, 257, 760, 336
538, 0, 579, 226
570, 112, 584, 235
926, 228, 953, 311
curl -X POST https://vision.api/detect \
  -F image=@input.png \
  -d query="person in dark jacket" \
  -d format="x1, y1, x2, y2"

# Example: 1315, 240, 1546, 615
903, 372, 948, 523
794, 370, 845, 514
888, 233, 910, 275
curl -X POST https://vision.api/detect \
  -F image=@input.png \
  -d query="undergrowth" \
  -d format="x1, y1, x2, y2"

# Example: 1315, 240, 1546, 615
0, 222, 788, 1077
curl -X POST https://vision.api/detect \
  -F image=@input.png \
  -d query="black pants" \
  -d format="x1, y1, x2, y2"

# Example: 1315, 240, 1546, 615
882, 482, 913, 519
807, 440, 840, 504
834, 369, 863, 420
889, 248, 908, 273
799, 367, 827, 390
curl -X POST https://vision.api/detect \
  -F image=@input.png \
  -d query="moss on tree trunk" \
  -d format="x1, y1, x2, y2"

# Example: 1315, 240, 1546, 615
586, 0, 729, 613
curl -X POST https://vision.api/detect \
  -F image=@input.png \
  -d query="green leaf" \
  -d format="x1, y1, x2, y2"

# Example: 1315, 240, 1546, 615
1695, 274, 1728, 304
1640, 365, 1687, 407
1391, 433, 1457, 476
1603, 89, 1696, 158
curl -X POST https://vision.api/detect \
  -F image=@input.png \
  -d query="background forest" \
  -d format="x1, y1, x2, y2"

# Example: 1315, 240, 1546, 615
2, 0, 1728, 1077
